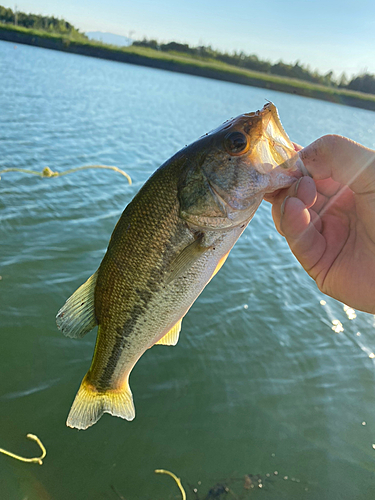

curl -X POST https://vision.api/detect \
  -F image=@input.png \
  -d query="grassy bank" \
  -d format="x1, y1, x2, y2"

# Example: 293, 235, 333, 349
2, 23, 375, 112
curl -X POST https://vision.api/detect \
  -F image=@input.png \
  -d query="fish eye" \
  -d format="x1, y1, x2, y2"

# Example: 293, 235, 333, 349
224, 131, 248, 155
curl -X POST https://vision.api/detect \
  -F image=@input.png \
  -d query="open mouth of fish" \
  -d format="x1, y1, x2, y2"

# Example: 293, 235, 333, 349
252, 102, 308, 195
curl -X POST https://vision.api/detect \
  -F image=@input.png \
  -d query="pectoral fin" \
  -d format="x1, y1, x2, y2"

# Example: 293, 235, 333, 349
155, 319, 182, 346
166, 236, 207, 284
56, 271, 98, 339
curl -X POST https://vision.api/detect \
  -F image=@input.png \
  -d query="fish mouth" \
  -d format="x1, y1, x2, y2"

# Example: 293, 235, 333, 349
262, 162, 305, 202
249, 102, 300, 174
262, 153, 307, 196
250, 102, 308, 194
261, 102, 292, 147
263, 165, 301, 195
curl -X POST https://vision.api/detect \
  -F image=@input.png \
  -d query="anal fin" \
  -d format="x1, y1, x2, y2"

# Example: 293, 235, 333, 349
56, 271, 98, 339
155, 319, 182, 346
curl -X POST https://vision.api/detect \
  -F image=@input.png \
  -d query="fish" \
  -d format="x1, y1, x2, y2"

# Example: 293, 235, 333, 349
56, 102, 304, 430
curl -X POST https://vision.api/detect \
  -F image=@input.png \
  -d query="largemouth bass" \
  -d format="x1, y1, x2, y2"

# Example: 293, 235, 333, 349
57, 103, 303, 430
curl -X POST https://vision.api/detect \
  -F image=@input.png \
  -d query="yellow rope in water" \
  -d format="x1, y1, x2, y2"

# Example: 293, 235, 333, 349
0, 165, 132, 184
155, 469, 186, 500
0, 433, 46, 465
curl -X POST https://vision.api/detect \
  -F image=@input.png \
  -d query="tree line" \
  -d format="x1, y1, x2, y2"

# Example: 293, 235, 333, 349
133, 39, 375, 95
1, 4, 374, 95
0, 5, 87, 40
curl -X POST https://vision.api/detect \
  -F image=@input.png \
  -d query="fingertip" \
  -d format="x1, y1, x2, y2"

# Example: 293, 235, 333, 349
295, 176, 317, 208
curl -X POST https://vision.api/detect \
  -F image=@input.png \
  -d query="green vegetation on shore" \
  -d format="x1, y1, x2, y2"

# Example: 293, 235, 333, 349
134, 39, 375, 96
1, 5, 375, 112
0, 4, 87, 40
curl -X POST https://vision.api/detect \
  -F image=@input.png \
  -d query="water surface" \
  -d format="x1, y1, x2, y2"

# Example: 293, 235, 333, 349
1, 40, 375, 500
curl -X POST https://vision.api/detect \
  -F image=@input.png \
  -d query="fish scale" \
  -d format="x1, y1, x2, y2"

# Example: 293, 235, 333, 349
56, 103, 304, 429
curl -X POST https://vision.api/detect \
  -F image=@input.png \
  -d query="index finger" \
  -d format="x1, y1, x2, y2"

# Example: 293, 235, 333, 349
299, 135, 375, 194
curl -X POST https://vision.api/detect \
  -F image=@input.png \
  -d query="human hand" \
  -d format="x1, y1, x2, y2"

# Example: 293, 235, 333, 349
265, 135, 375, 314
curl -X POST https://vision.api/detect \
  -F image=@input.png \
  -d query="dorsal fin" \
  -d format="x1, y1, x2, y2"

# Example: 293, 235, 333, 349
155, 319, 182, 346
56, 272, 98, 339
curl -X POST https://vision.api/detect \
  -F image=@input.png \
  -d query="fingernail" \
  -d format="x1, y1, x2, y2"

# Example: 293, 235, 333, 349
280, 196, 290, 216
294, 177, 303, 196
297, 156, 312, 177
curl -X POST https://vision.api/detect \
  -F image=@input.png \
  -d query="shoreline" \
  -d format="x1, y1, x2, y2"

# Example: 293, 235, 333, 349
1, 24, 375, 112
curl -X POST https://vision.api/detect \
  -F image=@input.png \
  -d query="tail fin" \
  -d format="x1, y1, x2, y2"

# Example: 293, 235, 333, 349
66, 376, 135, 430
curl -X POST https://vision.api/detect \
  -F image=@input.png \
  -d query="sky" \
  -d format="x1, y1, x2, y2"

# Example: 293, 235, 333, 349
3, 0, 375, 77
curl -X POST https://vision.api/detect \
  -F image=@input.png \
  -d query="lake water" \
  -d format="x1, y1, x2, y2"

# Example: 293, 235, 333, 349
1, 40, 375, 500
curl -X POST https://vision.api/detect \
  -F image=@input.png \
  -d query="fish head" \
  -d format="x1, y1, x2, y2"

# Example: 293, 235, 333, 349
178, 102, 304, 229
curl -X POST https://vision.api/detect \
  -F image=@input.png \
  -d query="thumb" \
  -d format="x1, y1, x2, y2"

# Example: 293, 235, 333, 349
299, 135, 375, 194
